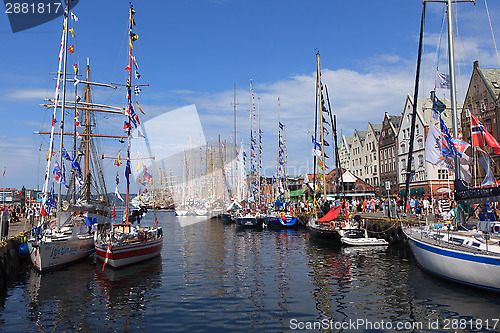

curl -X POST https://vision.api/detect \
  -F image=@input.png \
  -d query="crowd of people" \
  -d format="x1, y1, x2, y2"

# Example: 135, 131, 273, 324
0, 204, 40, 227
290, 195, 463, 222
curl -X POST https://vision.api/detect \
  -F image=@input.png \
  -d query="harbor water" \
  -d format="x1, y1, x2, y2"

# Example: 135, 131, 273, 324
0, 211, 499, 332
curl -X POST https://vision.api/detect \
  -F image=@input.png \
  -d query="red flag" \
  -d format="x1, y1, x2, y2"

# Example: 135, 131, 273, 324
102, 243, 111, 271
40, 204, 47, 217
471, 114, 500, 154
2, 168, 4, 177
68, 45, 75, 53
112, 205, 116, 221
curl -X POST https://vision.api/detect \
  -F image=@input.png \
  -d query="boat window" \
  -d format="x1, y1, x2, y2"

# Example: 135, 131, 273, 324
449, 237, 464, 245
471, 242, 480, 247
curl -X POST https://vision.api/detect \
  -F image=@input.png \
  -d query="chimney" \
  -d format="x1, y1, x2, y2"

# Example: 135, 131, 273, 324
473, 60, 479, 70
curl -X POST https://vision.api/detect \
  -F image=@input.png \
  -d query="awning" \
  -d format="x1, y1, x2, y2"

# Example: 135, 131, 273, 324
416, 187, 425, 195
289, 189, 303, 197
399, 189, 406, 195
410, 188, 417, 195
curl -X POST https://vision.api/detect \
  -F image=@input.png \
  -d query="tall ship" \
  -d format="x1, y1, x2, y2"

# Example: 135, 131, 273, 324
28, 1, 116, 271
94, 4, 163, 269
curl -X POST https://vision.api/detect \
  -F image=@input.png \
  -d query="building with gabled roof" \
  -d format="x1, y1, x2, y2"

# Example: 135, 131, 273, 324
379, 113, 401, 195
397, 93, 457, 196
461, 60, 500, 183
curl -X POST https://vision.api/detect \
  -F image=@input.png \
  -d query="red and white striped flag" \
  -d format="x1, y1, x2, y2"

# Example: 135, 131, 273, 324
102, 243, 111, 271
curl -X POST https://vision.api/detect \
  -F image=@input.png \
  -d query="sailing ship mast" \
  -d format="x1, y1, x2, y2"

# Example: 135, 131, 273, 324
446, 0, 460, 180
124, 4, 135, 223
316, 52, 327, 200
55, 1, 71, 226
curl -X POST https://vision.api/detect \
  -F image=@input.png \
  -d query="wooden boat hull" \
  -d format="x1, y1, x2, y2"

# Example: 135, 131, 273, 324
265, 216, 298, 229
28, 235, 94, 271
307, 222, 341, 242
95, 237, 163, 268
404, 228, 500, 292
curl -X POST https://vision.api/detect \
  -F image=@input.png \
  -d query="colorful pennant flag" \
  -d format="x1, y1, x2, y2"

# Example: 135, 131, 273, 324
135, 101, 145, 114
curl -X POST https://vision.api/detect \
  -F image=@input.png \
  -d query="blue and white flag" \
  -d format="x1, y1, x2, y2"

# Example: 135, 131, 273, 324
436, 70, 450, 89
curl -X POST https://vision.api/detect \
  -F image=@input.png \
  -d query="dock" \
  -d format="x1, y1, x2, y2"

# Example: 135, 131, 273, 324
0, 215, 30, 288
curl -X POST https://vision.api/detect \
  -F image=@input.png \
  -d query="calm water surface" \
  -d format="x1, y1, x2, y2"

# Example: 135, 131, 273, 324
0, 211, 499, 332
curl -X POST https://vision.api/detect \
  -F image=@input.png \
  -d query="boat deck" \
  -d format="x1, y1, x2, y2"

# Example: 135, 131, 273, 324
405, 227, 500, 257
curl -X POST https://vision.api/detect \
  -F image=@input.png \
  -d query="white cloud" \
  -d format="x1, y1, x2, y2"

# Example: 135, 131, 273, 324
5, 89, 49, 100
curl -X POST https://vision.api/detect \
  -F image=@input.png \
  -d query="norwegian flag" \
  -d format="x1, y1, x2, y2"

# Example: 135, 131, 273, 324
102, 243, 112, 271
471, 113, 500, 154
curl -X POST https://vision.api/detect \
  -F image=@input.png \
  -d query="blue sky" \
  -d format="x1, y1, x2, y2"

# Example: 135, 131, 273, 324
1, 0, 499, 191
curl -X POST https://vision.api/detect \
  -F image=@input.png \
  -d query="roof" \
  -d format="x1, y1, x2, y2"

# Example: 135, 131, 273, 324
355, 130, 367, 141
388, 115, 402, 129
477, 68, 500, 98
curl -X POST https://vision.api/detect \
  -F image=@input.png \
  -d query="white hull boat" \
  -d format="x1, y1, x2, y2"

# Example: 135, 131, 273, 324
404, 227, 500, 292
28, 217, 95, 271
340, 228, 388, 246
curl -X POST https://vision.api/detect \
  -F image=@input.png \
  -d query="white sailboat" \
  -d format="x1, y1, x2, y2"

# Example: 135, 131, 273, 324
404, 0, 500, 292
28, 2, 114, 271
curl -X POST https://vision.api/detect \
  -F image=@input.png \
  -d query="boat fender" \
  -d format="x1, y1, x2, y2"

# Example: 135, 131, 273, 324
157, 227, 163, 238
18, 243, 29, 257
341, 222, 346, 228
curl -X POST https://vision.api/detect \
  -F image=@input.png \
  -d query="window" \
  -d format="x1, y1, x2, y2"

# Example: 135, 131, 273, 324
401, 159, 406, 171
416, 124, 419, 135
401, 143, 406, 154
374, 165, 377, 173
493, 82, 500, 89
417, 139, 423, 149
483, 99, 488, 111
438, 169, 448, 180
373, 153, 376, 161
418, 154, 423, 167
485, 119, 493, 134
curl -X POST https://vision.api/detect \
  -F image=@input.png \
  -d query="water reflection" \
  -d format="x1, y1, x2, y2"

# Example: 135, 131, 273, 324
24, 259, 97, 331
